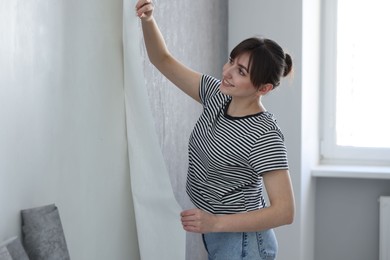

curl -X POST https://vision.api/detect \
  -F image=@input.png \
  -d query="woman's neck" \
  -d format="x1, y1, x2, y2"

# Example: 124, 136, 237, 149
227, 98, 266, 117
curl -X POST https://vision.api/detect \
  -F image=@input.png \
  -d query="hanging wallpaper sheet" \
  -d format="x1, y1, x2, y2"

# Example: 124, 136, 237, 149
122, 0, 186, 259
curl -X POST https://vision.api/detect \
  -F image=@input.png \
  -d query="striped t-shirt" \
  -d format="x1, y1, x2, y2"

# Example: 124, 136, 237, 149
186, 75, 289, 214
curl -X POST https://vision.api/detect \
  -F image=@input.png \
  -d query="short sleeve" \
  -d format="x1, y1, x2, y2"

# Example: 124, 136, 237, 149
249, 130, 289, 176
199, 75, 221, 107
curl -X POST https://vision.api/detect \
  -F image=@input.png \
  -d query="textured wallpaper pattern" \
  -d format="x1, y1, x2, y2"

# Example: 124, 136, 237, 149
140, 1, 228, 259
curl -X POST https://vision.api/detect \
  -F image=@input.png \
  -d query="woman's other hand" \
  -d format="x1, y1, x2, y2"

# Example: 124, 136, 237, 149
181, 208, 219, 233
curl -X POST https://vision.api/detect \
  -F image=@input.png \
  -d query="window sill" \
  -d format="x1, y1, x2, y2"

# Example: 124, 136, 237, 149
312, 165, 390, 180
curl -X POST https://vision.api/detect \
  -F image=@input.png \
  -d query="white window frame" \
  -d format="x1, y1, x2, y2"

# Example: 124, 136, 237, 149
320, 0, 390, 166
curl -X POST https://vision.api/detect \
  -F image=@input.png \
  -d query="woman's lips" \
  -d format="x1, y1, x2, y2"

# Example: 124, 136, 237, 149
223, 79, 234, 87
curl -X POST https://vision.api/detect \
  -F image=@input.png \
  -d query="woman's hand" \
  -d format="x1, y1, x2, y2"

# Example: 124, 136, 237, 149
180, 208, 219, 233
135, 0, 154, 21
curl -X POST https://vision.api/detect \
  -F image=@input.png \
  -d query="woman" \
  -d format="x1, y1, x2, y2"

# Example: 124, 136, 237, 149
136, 1, 295, 259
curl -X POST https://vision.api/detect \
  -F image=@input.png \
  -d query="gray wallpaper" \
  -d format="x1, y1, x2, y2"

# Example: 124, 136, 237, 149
139, 1, 228, 259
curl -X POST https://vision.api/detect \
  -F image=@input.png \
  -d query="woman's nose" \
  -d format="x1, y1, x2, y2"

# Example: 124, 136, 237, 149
223, 65, 233, 78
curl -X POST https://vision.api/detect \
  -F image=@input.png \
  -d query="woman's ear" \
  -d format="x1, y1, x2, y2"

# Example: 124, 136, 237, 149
257, 83, 274, 96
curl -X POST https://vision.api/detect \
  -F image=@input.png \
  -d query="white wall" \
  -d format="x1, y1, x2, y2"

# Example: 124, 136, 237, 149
0, 0, 139, 259
315, 178, 390, 260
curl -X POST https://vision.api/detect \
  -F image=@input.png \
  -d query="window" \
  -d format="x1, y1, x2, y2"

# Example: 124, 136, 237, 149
321, 0, 390, 165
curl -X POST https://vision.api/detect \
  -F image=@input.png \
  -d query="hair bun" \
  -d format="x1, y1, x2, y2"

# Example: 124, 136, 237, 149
283, 53, 293, 77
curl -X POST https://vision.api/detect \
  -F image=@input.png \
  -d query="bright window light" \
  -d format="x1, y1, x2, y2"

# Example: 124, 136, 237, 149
336, 0, 390, 148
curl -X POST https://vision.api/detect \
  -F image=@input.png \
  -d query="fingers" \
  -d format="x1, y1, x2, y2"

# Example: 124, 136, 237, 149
180, 209, 199, 232
181, 219, 201, 233
180, 209, 213, 233
180, 209, 202, 223
180, 208, 198, 217
135, 0, 154, 19
180, 209, 198, 223
182, 224, 200, 233
135, 0, 152, 9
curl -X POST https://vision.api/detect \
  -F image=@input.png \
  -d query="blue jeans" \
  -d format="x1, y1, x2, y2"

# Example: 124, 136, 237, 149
202, 229, 278, 260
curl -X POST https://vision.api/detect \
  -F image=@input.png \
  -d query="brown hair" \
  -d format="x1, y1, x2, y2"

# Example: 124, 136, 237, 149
230, 37, 293, 89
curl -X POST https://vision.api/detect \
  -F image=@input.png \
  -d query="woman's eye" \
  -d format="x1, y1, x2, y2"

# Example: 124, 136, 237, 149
239, 68, 245, 76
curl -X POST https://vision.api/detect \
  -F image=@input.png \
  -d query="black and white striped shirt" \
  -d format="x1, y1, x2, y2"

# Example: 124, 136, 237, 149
186, 75, 289, 214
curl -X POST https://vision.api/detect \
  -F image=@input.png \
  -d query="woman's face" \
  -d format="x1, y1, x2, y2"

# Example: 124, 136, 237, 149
220, 52, 258, 99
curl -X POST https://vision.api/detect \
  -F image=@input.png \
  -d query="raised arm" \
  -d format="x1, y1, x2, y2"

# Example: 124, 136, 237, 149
135, 0, 202, 102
